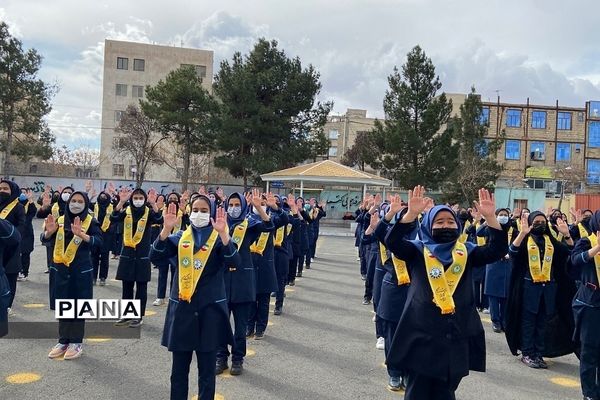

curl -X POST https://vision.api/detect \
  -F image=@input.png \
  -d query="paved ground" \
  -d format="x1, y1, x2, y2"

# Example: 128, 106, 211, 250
0, 229, 583, 400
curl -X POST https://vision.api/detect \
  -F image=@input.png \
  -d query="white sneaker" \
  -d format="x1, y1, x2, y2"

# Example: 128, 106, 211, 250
372, 315, 376, 323
153, 298, 164, 306
7, 307, 14, 316
482, 308, 490, 314
17, 273, 27, 281
376, 337, 385, 350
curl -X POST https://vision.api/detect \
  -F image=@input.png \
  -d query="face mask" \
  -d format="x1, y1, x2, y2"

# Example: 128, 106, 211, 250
69, 202, 85, 214
253, 206, 267, 214
531, 223, 546, 235
497, 216, 509, 225
227, 206, 242, 219
304, 204, 311, 211
458, 212, 469, 220
190, 211, 210, 228
550, 215, 559, 224
19, 193, 28, 202
52, 194, 60, 202
61, 193, 71, 202
583, 216, 592, 223
431, 228, 459, 243
132, 199, 145, 208
98, 196, 110, 206
0, 192, 10, 202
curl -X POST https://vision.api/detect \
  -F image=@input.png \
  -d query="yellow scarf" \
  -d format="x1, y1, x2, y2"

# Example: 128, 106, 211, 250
230, 219, 249, 247
475, 223, 486, 246
527, 235, 554, 283
52, 202, 60, 217
459, 220, 471, 243
0, 198, 18, 220
177, 227, 219, 302
578, 223, 590, 239
94, 203, 113, 232
379, 243, 410, 285
124, 206, 149, 248
586, 234, 600, 285
423, 242, 468, 314
53, 215, 93, 266
508, 226, 514, 246
250, 232, 270, 255
274, 225, 286, 247
549, 227, 564, 242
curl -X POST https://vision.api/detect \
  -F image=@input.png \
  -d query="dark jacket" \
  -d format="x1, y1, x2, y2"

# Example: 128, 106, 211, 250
20, 201, 37, 254
0, 181, 26, 274
252, 208, 287, 294
0, 218, 22, 337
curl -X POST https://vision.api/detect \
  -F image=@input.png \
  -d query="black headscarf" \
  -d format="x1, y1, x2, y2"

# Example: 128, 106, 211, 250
0, 180, 20, 209
130, 188, 148, 218
589, 210, 600, 234
527, 211, 561, 249
63, 191, 91, 234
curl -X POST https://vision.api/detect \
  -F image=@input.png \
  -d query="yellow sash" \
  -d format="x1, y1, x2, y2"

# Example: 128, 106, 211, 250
250, 232, 270, 255
274, 226, 285, 247
423, 242, 468, 314
549, 227, 563, 242
475, 223, 486, 246
508, 226, 514, 246
578, 223, 590, 239
459, 220, 471, 243
230, 219, 249, 247
124, 206, 149, 248
94, 203, 113, 232
379, 243, 410, 285
586, 234, 600, 285
527, 235, 554, 283
0, 198, 18, 220
286, 223, 293, 236
52, 202, 60, 217
177, 227, 219, 302
53, 215, 92, 266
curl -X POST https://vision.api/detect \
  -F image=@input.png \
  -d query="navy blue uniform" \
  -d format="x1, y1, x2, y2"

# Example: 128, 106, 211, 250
275, 210, 299, 311
19, 200, 37, 278
306, 205, 326, 266
0, 218, 21, 337
91, 192, 116, 283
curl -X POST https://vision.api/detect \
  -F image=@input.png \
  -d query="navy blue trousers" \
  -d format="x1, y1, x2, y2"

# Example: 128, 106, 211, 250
578, 306, 600, 399
170, 350, 216, 400
217, 301, 251, 363
248, 292, 271, 334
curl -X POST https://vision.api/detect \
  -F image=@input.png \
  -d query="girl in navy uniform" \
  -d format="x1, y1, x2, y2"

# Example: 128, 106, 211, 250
570, 210, 600, 400
274, 194, 300, 315
0, 180, 26, 315
150, 196, 239, 400
216, 190, 273, 376
361, 196, 380, 306
0, 216, 21, 337
293, 197, 311, 278
43, 192, 102, 359
385, 187, 507, 400
569, 208, 593, 243
505, 211, 576, 369
307, 198, 326, 265
17, 189, 36, 281
112, 187, 162, 328
91, 191, 115, 286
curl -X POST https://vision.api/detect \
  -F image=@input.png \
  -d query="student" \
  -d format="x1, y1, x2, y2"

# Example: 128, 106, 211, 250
91, 191, 115, 286
306, 198, 326, 267
505, 211, 577, 369
154, 192, 183, 306
216, 190, 273, 376
43, 192, 102, 359
288, 197, 310, 282
0, 180, 26, 315
150, 197, 239, 400
17, 189, 37, 281
274, 194, 300, 315
361, 195, 380, 306
569, 208, 593, 243
385, 187, 507, 400
0, 217, 21, 337
570, 210, 600, 400
112, 187, 162, 328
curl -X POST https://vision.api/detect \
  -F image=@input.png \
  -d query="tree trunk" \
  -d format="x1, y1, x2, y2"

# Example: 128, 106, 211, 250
3, 124, 13, 178
182, 130, 191, 191
243, 170, 248, 191
136, 161, 144, 188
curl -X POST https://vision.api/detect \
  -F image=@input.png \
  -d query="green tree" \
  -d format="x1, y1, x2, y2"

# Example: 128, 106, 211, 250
213, 38, 332, 188
141, 65, 220, 191
0, 22, 55, 176
444, 88, 504, 204
372, 45, 457, 189
341, 130, 378, 171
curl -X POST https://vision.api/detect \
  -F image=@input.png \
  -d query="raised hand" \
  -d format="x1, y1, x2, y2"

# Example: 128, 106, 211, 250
45, 214, 58, 234
118, 187, 131, 205
369, 211, 380, 230
473, 189, 496, 221
198, 185, 207, 195
266, 192, 278, 209
211, 206, 228, 233
162, 202, 178, 232
288, 194, 298, 213
575, 209, 583, 223
107, 182, 116, 195
519, 214, 532, 235
388, 194, 403, 215
156, 195, 165, 210
556, 218, 570, 235
216, 187, 225, 201
42, 192, 51, 207
250, 188, 263, 208
405, 186, 428, 219
147, 188, 157, 205
424, 197, 435, 212
71, 217, 83, 238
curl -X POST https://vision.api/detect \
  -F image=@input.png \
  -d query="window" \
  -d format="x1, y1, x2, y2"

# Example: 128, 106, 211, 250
181, 64, 207, 78
115, 110, 124, 122
589, 121, 600, 147
117, 57, 128, 70
556, 143, 571, 161
589, 101, 600, 118
477, 139, 491, 157
328, 129, 339, 139
116, 84, 127, 97
506, 109, 521, 127
132, 85, 144, 98
505, 140, 520, 160
112, 164, 124, 177
575, 143, 582, 153
328, 147, 338, 157
531, 111, 546, 129
530, 142, 545, 161
557, 112, 572, 130
133, 58, 145, 71
587, 159, 600, 184
480, 107, 490, 125
578, 112, 585, 122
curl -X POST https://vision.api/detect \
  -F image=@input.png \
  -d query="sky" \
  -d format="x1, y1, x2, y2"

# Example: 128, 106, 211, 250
3, 0, 600, 149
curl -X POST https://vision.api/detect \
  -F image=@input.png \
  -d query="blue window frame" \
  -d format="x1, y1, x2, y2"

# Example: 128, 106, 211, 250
556, 143, 571, 161
480, 107, 490, 125
530, 142, 545, 161
587, 159, 600, 184
557, 112, 572, 130
589, 101, 600, 118
506, 109, 521, 127
505, 140, 520, 160
531, 111, 546, 129
589, 121, 600, 148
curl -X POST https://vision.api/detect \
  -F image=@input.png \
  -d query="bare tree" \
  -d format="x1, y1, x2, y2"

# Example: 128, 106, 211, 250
113, 105, 166, 188
50, 143, 107, 178
157, 139, 211, 184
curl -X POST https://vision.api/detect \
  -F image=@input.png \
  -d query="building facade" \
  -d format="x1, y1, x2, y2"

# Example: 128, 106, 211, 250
322, 109, 377, 166
98, 39, 214, 181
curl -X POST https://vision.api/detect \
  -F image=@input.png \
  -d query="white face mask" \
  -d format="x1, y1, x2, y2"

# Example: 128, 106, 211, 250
69, 202, 85, 214
132, 199, 145, 208
227, 206, 242, 219
190, 211, 210, 228
253, 205, 267, 214
61, 193, 71, 202
497, 216, 509, 225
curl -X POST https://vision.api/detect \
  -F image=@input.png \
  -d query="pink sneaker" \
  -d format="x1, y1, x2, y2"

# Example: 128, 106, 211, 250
64, 343, 83, 360
48, 343, 69, 359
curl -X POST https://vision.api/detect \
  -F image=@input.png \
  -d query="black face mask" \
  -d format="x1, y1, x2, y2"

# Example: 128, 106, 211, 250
531, 223, 546, 235
52, 194, 60, 203
549, 215, 560, 224
458, 212, 470, 220
98, 196, 110, 206
431, 228, 459, 243
582, 216, 592, 224
0, 192, 10, 202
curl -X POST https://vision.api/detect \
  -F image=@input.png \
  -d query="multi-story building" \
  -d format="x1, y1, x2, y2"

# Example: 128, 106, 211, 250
322, 109, 377, 168
98, 39, 214, 182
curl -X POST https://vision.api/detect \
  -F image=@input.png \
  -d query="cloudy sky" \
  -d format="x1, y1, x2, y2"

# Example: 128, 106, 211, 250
3, 0, 600, 149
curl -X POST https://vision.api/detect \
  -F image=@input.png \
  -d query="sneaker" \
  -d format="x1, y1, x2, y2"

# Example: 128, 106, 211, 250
7, 307, 14, 316
17, 273, 27, 281
521, 355, 541, 369
356, 257, 361, 261
215, 359, 228, 375
92, 279, 97, 286
246, 329, 255, 338
361, 274, 367, 281
482, 308, 490, 314
44, 269, 50, 274
230, 361, 243, 376
492, 323, 503, 333
372, 315, 377, 323
99, 279, 106, 286
362, 298, 371, 305
388, 376, 402, 391
153, 298, 164, 306
271, 292, 276, 297
288, 280, 295, 287
274, 307, 282, 316
376, 337, 385, 350
296, 272, 302, 278
63, 343, 83, 360
305, 264, 311, 270
129, 319, 143, 328
48, 343, 69, 359
254, 331, 265, 340
114, 318, 132, 327
536, 357, 548, 369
